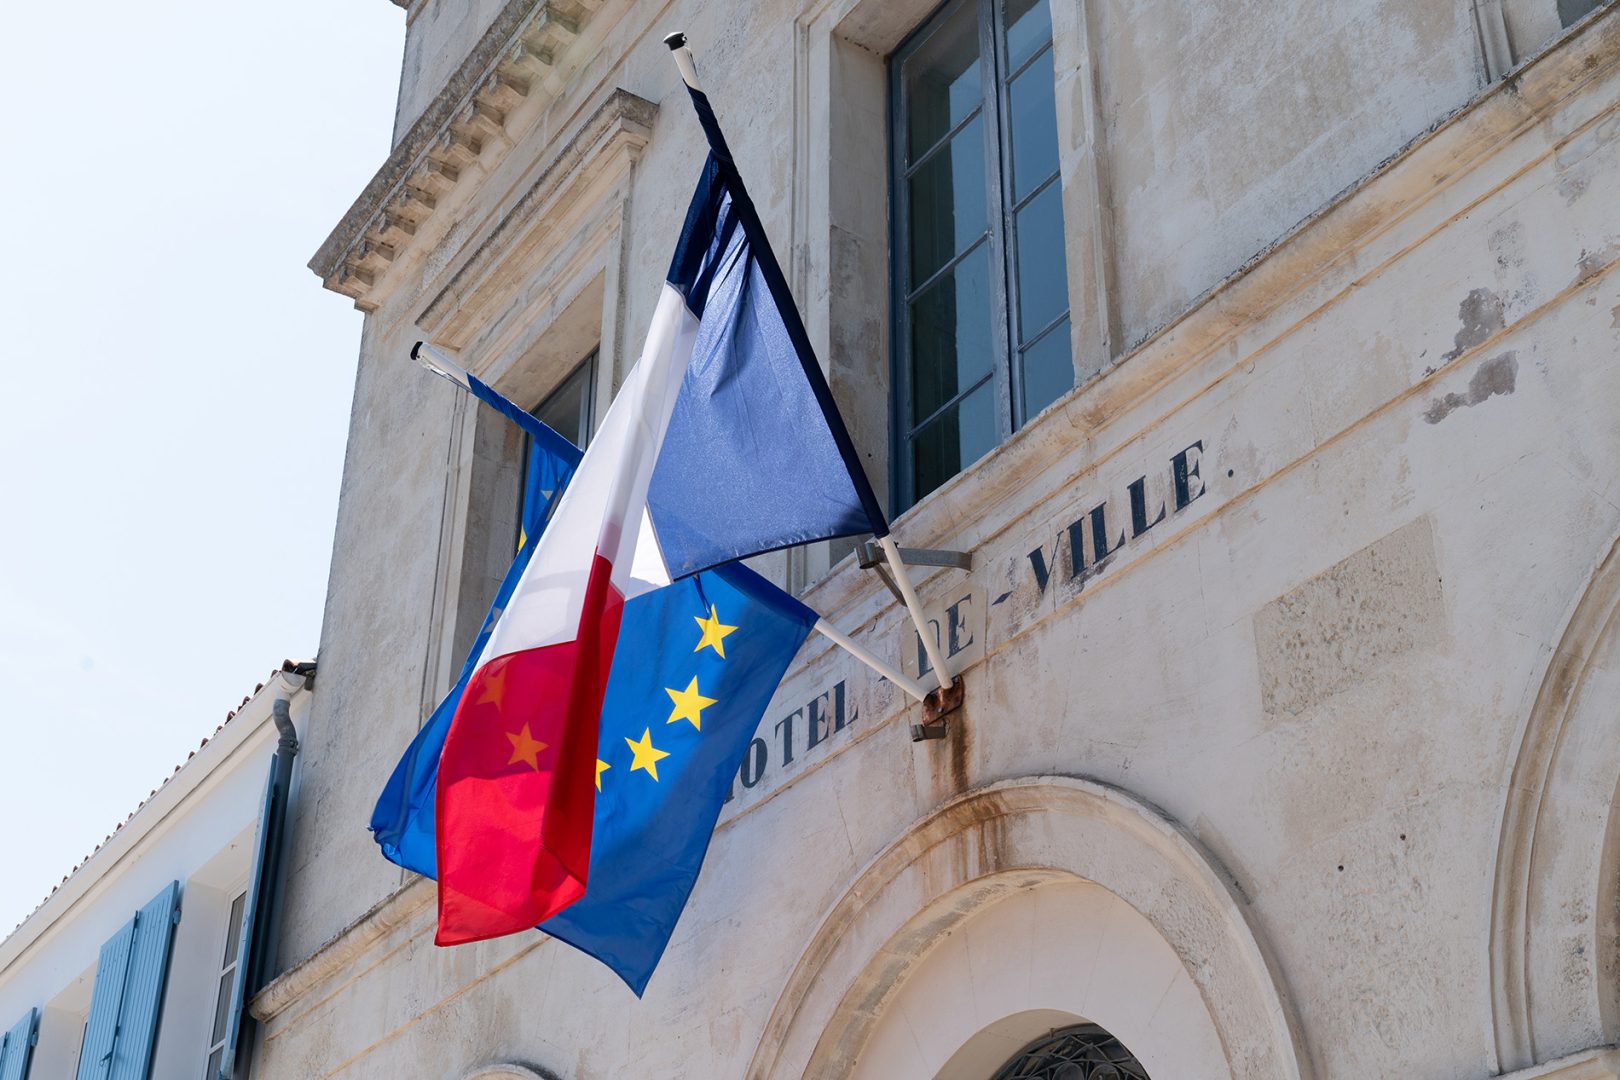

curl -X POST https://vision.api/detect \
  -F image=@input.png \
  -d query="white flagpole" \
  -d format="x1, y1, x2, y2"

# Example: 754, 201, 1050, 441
665, 32, 701, 88
411, 341, 473, 389
814, 619, 929, 703
878, 536, 952, 690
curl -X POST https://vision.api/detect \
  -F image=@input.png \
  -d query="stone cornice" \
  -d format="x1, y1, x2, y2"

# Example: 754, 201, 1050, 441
1497, 1048, 1620, 1078
250, 875, 435, 1023
416, 87, 657, 339
311, 0, 600, 309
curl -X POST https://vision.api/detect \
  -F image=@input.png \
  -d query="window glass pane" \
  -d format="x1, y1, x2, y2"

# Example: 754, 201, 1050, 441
909, 243, 994, 425
908, 115, 988, 283
1008, 45, 1059, 200
206, 1048, 223, 1080
521, 354, 595, 551
209, 970, 233, 1045
903, 1, 983, 163
1020, 317, 1072, 419
222, 892, 246, 968
1558, 0, 1600, 28
911, 380, 998, 502
1004, 0, 1052, 73
532, 359, 593, 449
1014, 180, 1068, 341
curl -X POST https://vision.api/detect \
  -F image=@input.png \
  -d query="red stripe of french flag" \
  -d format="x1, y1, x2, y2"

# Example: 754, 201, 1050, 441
434, 286, 699, 945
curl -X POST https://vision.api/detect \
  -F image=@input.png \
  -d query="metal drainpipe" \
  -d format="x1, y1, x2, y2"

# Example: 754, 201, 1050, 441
232, 668, 310, 1079
252, 675, 304, 996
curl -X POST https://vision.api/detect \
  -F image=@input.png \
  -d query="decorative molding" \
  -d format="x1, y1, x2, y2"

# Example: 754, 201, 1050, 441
463, 1065, 562, 1080
416, 88, 657, 340
1473, 0, 1516, 81
250, 876, 434, 1023
1490, 533, 1620, 1070
310, 0, 601, 310
747, 776, 1312, 1080
1496, 1048, 1620, 1078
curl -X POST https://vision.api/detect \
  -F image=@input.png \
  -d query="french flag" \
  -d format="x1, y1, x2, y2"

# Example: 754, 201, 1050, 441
432, 74, 887, 945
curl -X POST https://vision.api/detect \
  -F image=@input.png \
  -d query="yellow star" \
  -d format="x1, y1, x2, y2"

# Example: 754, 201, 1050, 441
625, 728, 671, 781
469, 663, 510, 706
505, 723, 549, 771
595, 758, 610, 791
665, 677, 717, 731
693, 605, 737, 658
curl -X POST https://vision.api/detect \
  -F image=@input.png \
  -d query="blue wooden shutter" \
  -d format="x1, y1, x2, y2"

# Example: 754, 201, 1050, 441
0, 1008, 40, 1080
75, 918, 136, 1080
218, 762, 277, 1079
106, 881, 181, 1080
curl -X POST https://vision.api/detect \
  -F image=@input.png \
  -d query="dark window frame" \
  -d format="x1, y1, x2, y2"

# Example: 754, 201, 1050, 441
889, 0, 1069, 511
518, 349, 598, 548
203, 890, 247, 1080
529, 349, 598, 451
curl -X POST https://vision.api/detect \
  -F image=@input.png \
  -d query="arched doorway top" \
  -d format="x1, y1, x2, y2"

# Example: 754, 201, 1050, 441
1490, 530, 1620, 1070
745, 775, 1311, 1080
462, 1064, 559, 1080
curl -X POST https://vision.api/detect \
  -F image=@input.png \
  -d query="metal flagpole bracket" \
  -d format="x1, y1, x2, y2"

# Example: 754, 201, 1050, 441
857, 541, 973, 571
857, 540, 972, 605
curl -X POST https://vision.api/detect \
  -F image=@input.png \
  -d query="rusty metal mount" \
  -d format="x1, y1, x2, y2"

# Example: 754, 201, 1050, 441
910, 676, 964, 741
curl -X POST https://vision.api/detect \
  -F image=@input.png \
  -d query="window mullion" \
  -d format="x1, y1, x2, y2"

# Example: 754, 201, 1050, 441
981, 0, 1018, 439
888, 34, 914, 512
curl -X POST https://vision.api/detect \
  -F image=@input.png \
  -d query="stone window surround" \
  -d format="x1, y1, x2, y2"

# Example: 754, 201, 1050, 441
780, 0, 1114, 587
408, 88, 653, 709
1475, 0, 1614, 80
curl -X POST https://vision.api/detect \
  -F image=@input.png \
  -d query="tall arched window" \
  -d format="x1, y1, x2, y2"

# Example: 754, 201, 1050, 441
988, 1023, 1150, 1080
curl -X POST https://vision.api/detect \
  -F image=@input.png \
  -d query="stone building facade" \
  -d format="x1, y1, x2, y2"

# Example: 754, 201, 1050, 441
253, 0, 1620, 1076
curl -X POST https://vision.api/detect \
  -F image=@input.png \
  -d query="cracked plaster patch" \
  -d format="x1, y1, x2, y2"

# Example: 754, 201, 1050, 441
1423, 352, 1518, 424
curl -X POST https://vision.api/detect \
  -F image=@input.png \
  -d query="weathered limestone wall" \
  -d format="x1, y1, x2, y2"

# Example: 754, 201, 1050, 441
394, 0, 511, 141
1092, 0, 1483, 347
265, 0, 1620, 1076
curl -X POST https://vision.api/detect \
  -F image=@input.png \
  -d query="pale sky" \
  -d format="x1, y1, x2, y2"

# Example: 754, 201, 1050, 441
0, 3, 404, 933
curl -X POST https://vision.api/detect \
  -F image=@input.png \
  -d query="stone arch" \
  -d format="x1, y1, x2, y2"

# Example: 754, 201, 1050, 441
856, 880, 1224, 1077
462, 1065, 560, 1080
1490, 532, 1620, 1071
744, 776, 1311, 1079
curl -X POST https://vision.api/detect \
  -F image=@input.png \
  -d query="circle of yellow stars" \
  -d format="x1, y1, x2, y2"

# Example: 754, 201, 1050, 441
593, 604, 736, 790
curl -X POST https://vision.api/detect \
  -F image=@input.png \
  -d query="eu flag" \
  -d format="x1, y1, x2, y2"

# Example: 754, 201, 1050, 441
542, 562, 814, 992
369, 401, 579, 880
371, 385, 816, 992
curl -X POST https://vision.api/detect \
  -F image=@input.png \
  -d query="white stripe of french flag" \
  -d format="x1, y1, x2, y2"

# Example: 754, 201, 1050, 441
433, 285, 698, 945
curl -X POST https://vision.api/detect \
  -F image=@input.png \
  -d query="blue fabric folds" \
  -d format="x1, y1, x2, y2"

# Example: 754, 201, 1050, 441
648, 88, 889, 579
368, 405, 580, 878
543, 562, 814, 992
